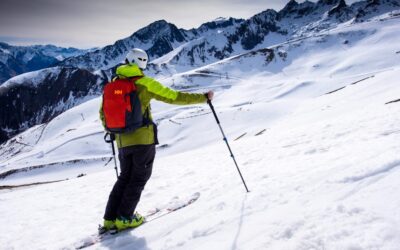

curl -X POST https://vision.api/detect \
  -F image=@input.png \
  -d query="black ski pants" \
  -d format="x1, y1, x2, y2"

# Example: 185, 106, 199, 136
104, 144, 155, 220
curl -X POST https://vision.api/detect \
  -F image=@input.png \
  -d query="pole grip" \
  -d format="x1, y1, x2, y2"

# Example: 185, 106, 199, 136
104, 132, 115, 143
105, 133, 116, 156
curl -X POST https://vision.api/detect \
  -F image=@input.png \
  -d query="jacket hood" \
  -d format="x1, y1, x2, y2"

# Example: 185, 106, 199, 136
116, 63, 144, 78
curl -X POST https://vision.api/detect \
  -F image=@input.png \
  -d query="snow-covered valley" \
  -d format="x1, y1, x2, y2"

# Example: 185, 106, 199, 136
1, 6, 400, 250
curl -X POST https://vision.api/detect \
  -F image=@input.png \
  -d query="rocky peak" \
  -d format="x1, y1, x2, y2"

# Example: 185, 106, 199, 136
328, 0, 349, 16
253, 9, 279, 22
134, 20, 185, 43
278, 0, 316, 19
366, 0, 380, 6
336, 0, 348, 9
230, 9, 280, 51
279, 0, 300, 17
317, 0, 341, 6
196, 17, 244, 33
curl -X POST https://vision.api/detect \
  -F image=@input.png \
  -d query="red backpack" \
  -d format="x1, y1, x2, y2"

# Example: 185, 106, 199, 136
102, 77, 145, 133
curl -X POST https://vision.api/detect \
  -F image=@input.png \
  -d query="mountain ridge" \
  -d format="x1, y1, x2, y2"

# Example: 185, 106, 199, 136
0, 43, 91, 84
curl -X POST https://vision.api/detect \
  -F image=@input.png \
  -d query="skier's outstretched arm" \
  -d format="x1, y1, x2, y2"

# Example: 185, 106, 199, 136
139, 77, 213, 105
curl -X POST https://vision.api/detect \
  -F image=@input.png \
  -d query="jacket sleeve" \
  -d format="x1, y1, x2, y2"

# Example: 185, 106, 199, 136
139, 76, 207, 105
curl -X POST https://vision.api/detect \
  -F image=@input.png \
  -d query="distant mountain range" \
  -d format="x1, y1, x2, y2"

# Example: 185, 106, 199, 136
0, 0, 399, 144
0, 43, 92, 84
59, 0, 400, 76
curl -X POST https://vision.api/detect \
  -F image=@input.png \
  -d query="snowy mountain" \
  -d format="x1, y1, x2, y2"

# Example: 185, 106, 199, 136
0, 5, 399, 249
1, 0, 399, 146
59, 20, 190, 71
0, 43, 90, 84
0, 67, 105, 143
59, 0, 399, 75
149, 0, 400, 76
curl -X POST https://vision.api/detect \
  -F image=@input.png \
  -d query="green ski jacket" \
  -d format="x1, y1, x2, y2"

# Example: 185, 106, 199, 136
100, 63, 207, 148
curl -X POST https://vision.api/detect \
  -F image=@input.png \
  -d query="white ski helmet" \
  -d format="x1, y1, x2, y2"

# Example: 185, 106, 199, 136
126, 48, 149, 69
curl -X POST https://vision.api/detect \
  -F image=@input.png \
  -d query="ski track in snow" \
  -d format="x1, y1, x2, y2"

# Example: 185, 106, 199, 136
1, 12, 400, 250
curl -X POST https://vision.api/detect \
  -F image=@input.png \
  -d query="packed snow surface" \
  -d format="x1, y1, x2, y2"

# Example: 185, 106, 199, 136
1, 14, 400, 250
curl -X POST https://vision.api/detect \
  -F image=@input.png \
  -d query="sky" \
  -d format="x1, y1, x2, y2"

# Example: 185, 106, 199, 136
0, 0, 359, 49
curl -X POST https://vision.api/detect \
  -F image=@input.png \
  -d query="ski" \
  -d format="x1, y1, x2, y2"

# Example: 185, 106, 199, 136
74, 192, 200, 249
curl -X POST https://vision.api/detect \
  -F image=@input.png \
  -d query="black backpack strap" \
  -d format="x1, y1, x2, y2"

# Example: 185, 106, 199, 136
142, 106, 158, 145
130, 75, 143, 83
142, 107, 151, 126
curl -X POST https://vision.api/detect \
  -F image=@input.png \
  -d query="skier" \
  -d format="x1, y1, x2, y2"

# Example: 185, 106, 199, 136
99, 48, 214, 232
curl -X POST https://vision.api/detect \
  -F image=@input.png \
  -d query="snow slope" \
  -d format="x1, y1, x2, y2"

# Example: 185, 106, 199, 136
0, 12, 400, 250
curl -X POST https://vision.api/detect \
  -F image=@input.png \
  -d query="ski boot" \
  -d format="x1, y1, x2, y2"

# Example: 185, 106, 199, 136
98, 219, 116, 234
115, 212, 145, 231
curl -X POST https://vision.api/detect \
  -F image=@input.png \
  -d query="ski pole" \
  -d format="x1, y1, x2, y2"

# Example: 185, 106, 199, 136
207, 99, 250, 193
104, 133, 119, 178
